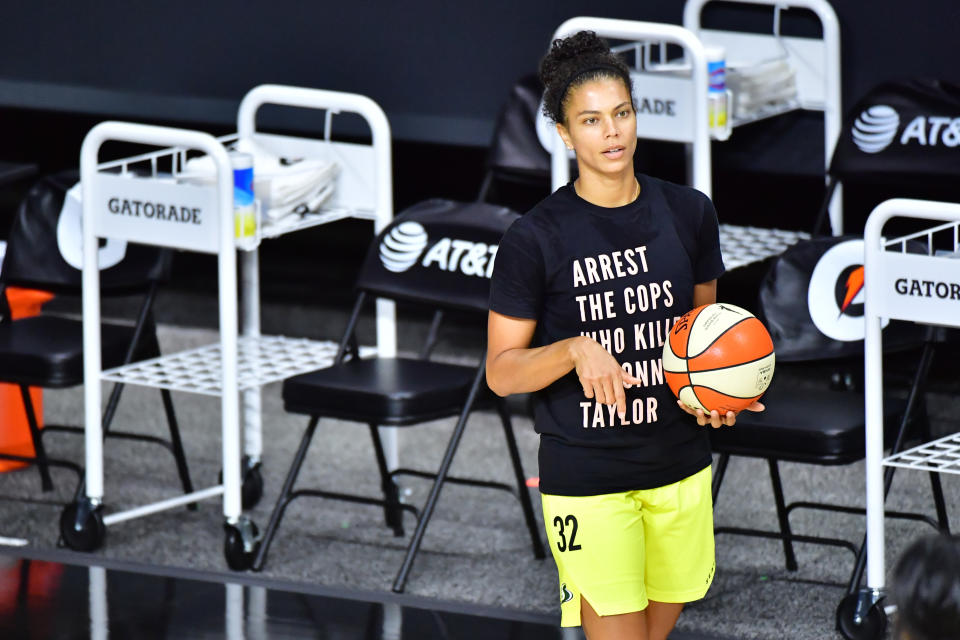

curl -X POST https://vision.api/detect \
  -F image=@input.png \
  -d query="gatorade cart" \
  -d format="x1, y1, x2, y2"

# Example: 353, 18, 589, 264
66, 85, 395, 569
838, 198, 960, 638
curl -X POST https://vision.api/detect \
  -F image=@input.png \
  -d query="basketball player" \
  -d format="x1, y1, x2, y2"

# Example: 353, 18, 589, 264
486, 32, 763, 640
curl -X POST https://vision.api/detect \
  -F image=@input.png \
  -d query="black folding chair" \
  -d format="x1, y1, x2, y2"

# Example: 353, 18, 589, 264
251, 199, 545, 591
476, 74, 551, 207
0, 172, 193, 507
710, 236, 949, 572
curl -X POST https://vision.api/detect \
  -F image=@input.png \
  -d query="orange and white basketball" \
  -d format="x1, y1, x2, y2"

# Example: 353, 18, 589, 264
662, 303, 775, 414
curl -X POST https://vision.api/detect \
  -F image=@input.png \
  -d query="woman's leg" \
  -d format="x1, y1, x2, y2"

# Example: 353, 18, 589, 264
581, 596, 648, 640
644, 601, 684, 640
639, 467, 715, 640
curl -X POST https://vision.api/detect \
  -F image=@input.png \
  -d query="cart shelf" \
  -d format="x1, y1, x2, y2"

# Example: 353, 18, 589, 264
100, 336, 353, 396
882, 433, 960, 476
719, 224, 810, 270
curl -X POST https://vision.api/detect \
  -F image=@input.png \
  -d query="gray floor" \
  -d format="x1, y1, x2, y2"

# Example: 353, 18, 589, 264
1, 298, 958, 640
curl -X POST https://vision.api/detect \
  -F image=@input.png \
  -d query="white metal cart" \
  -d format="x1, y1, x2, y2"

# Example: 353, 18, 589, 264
684, 0, 843, 234
62, 85, 396, 569
839, 198, 960, 637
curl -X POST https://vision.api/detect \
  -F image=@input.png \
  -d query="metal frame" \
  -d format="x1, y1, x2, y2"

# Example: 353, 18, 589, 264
79, 85, 395, 543
684, 0, 844, 234
862, 198, 960, 611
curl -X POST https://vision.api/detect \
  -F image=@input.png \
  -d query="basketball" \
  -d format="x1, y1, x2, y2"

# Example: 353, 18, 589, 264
662, 303, 775, 414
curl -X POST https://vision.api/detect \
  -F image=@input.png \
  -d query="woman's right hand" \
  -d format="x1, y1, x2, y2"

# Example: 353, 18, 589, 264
569, 336, 642, 419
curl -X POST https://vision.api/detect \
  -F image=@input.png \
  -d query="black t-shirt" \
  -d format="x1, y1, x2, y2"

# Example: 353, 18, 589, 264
489, 174, 725, 496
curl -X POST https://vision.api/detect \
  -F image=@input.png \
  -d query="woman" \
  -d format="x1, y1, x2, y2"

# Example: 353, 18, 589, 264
486, 32, 762, 640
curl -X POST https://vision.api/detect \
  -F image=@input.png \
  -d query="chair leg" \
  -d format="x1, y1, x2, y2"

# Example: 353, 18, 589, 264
159, 388, 195, 500
496, 400, 545, 559
768, 458, 798, 571
100, 382, 125, 437
928, 471, 950, 533
143, 329, 194, 498
712, 453, 730, 505
369, 424, 404, 537
251, 416, 320, 571
391, 407, 472, 593
19, 385, 52, 492
917, 409, 950, 533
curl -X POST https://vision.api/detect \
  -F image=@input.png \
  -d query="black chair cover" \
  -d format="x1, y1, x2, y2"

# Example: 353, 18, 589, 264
2, 171, 171, 294
486, 74, 551, 180
355, 199, 519, 313
758, 235, 924, 362
831, 79, 960, 183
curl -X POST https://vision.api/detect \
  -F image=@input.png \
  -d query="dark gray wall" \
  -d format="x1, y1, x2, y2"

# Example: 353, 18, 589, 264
1, 1, 958, 146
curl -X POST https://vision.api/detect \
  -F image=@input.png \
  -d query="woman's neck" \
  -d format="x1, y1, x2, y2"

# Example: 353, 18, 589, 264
573, 170, 639, 208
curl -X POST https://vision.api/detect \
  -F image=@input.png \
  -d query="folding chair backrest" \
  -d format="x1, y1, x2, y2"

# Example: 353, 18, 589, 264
2, 171, 172, 295
830, 79, 960, 186
355, 199, 520, 313
758, 235, 924, 362
485, 74, 551, 182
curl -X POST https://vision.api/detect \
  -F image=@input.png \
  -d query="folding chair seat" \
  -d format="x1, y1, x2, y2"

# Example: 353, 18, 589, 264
0, 315, 148, 387
283, 358, 485, 422
710, 235, 949, 573
251, 199, 545, 592
0, 172, 193, 502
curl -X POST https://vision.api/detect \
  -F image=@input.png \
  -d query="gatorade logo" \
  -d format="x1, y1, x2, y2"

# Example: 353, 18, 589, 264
852, 105, 899, 153
807, 240, 889, 341
378, 221, 499, 278
560, 583, 574, 604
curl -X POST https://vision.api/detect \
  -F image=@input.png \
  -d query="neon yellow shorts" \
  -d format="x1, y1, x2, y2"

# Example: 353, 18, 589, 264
541, 465, 715, 627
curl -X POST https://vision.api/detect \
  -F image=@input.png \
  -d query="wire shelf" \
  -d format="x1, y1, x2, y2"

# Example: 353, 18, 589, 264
719, 224, 809, 270
260, 206, 376, 239
883, 433, 960, 476
101, 335, 350, 396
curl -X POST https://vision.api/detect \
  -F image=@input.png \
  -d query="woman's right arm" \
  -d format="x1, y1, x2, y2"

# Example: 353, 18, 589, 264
486, 310, 640, 418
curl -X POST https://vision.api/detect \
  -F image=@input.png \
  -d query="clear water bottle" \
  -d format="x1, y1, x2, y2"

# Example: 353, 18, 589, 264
706, 46, 731, 140
231, 151, 258, 249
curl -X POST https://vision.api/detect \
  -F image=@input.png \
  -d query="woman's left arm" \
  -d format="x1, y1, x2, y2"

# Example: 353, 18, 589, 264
693, 280, 717, 308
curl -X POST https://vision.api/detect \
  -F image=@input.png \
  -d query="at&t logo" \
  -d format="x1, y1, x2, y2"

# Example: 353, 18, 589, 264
379, 221, 428, 272
378, 221, 498, 278
852, 105, 899, 153
852, 104, 960, 153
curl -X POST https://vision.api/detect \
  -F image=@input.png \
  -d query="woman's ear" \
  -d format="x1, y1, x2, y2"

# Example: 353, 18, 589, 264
556, 122, 574, 151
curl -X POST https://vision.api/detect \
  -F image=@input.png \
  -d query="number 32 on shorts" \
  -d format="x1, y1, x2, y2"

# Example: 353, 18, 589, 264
553, 515, 582, 552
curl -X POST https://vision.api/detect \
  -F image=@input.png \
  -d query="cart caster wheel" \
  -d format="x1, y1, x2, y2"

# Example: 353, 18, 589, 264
241, 461, 263, 510
224, 517, 260, 571
837, 593, 887, 640
59, 501, 105, 552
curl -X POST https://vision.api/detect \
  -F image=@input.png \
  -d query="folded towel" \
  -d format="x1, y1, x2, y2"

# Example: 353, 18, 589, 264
180, 138, 340, 222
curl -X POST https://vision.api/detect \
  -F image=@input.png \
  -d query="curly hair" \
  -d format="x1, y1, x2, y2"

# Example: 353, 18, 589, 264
539, 30, 634, 125
891, 534, 960, 640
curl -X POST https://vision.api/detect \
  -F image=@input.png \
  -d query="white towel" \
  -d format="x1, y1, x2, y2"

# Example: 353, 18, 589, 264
180, 138, 339, 223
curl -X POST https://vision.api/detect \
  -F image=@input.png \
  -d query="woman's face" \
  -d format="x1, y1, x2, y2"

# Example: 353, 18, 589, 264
556, 77, 637, 180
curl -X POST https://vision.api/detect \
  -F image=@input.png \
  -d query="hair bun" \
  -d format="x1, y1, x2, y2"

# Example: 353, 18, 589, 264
540, 31, 610, 90
545, 31, 607, 64
538, 30, 633, 124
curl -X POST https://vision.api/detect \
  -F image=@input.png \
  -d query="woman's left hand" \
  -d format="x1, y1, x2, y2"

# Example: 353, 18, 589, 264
676, 400, 765, 428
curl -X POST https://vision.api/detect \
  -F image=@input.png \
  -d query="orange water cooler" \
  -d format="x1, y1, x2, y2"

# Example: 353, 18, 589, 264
0, 287, 55, 472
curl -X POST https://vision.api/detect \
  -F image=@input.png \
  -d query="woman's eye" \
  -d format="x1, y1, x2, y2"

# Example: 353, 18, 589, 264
584, 117, 597, 125
618, 110, 630, 117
